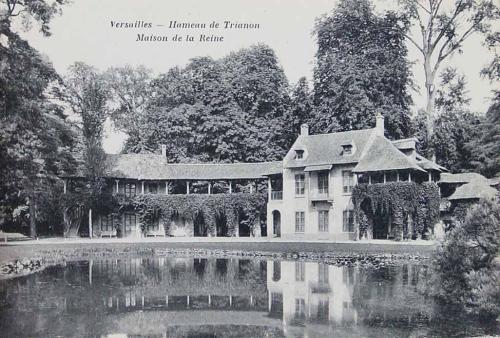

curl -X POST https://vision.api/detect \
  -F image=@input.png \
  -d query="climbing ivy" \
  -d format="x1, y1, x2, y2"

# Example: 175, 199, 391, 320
352, 182, 440, 241
132, 193, 267, 236
61, 190, 267, 237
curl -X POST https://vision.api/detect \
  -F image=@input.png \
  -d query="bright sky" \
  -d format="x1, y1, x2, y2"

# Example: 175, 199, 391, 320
17, 0, 497, 154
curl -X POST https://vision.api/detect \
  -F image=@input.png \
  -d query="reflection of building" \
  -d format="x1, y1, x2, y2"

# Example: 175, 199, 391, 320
267, 260, 357, 336
1, 257, 280, 337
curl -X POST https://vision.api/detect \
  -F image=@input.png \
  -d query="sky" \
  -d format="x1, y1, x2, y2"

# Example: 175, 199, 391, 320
17, 0, 497, 154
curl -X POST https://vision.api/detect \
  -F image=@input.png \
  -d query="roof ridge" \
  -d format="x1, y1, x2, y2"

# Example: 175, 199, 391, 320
303, 128, 374, 138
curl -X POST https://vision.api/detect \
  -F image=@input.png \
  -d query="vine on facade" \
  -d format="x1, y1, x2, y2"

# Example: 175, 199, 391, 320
352, 182, 440, 241
132, 192, 267, 236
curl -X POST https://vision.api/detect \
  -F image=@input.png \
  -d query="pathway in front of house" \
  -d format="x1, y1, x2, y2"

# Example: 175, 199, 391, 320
0, 236, 436, 246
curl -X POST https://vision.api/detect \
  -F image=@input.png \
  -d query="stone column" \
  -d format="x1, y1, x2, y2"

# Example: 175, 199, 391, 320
115, 180, 119, 194
141, 181, 145, 195
267, 177, 272, 200
186, 181, 190, 194
228, 181, 232, 193
165, 181, 169, 195
208, 182, 212, 195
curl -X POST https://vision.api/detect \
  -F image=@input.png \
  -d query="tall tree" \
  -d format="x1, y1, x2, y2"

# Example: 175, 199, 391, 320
312, 0, 413, 139
105, 65, 153, 153
399, 0, 499, 140
430, 68, 480, 172
466, 93, 500, 178
124, 44, 291, 163
0, 0, 74, 237
284, 77, 314, 143
62, 63, 109, 198
1, 0, 68, 37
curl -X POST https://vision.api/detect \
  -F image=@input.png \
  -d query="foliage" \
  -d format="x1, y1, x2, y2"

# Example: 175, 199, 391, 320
398, 0, 499, 141
430, 68, 481, 172
352, 182, 440, 240
115, 45, 291, 163
430, 199, 500, 316
0, 26, 78, 236
466, 92, 500, 178
1, 0, 68, 37
312, 0, 413, 139
283, 77, 314, 144
412, 109, 431, 157
132, 193, 267, 236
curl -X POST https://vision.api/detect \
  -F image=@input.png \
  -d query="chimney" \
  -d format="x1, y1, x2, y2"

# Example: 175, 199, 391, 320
161, 144, 167, 157
375, 113, 384, 136
300, 124, 309, 136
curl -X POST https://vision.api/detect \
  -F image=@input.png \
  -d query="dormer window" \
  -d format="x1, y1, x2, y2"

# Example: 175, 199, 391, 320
341, 142, 354, 156
295, 149, 304, 159
343, 145, 352, 155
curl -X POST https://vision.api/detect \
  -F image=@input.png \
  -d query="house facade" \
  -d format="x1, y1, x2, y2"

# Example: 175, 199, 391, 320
267, 114, 445, 240
63, 114, 453, 240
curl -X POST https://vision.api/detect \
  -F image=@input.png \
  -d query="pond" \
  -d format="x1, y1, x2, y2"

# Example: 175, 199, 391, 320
0, 256, 497, 337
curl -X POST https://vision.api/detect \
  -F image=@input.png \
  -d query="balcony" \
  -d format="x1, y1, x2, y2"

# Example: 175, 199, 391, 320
270, 191, 283, 200
309, 189, 333, 202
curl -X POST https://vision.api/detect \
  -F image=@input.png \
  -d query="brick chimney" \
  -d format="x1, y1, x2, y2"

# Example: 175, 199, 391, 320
161, 144, 167, 157
300, 123, 309, 136
375, 113, 384, 136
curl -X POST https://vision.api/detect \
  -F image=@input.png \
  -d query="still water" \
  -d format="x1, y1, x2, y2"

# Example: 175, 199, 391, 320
0, 256, 497, 337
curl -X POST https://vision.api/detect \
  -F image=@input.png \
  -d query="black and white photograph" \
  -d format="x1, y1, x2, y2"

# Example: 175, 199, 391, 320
0, 0, 499, 337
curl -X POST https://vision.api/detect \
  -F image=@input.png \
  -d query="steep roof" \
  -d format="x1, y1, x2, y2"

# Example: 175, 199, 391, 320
440, 172, 489, 184
392, 138, 417, 150
284, 129, 375, 168
353, 136, 425, 173
70, 154, 282, 180
448, 180, 498, 201
415, 154, 447, 172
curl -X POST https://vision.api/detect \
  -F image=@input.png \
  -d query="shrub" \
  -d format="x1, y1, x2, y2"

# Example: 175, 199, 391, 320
430, 198, 500, 316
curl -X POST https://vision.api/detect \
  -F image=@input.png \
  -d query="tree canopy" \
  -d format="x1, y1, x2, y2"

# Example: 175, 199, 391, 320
312, 0, 413, 139
113, 44, 291, 163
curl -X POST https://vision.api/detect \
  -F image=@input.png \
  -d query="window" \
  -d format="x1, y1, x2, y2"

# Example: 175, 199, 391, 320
295, 211, 305, 232
295, 298, 306, 319
147, 183, 158, 194
295, 174, 305, 195
317, 300, 329, 321
318, 210, 329, 232
342, 170, 354, 193
343, 266, 354, 285
124, 213, 136, 235
317, 172, 329, 194
273, 261, 281, 282
101, 214, 113, 232
125, 182, 136, 198
319, 264, 329, 285
295, 149, 304, 159
295, 261, 305, 281
342, 144, 353, 155
150, 217, 159, 232
343, 210, 354, 232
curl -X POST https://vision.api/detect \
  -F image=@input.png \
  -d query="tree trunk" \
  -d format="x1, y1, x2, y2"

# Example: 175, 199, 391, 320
28, 193, 37, 238
424, 52, 436, 153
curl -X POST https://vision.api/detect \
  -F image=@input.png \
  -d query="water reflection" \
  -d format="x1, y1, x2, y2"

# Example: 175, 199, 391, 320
0, 257, 497, 337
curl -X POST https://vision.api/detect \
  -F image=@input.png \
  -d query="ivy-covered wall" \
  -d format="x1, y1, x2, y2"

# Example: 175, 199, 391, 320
62, 191, 267, 237
352, 182, 440, 241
